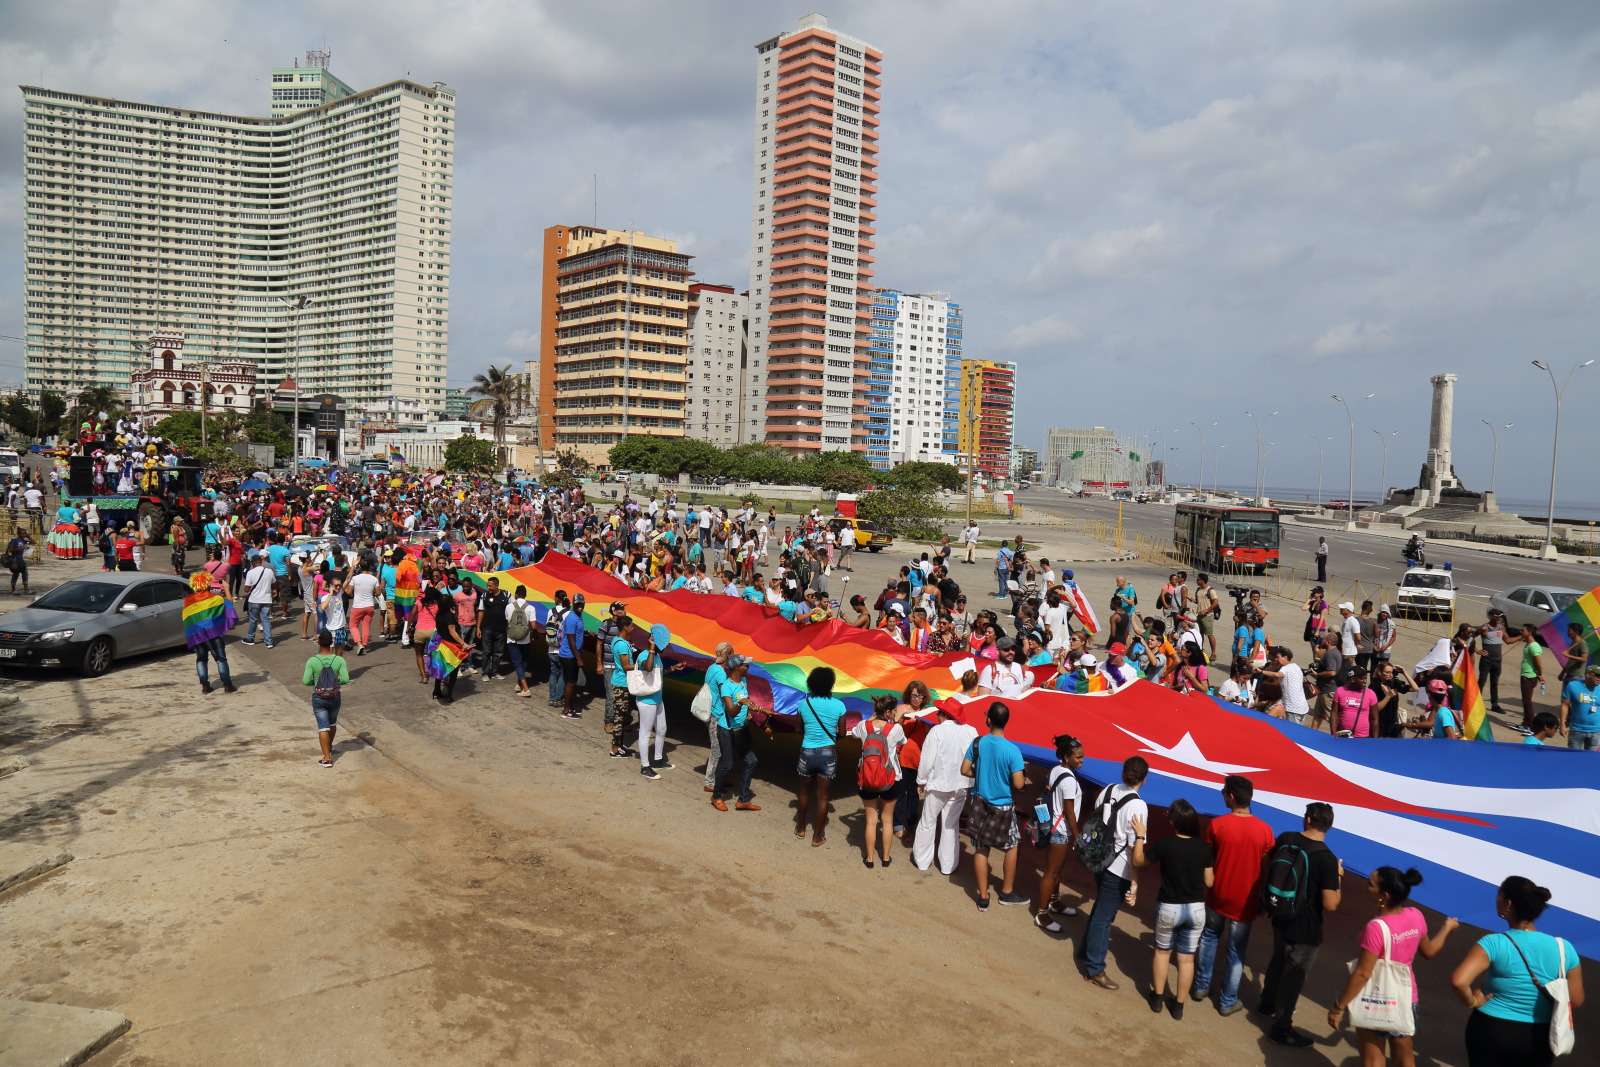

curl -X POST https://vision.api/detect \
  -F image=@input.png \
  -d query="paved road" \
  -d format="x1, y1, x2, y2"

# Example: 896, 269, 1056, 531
1016, 489, 1598, 612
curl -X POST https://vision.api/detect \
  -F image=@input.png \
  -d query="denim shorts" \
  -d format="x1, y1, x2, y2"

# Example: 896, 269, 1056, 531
796, 746, 837, 780
312, 695, 341, 732
1048, 827, 1072, 846
1154, 901, 1206, 954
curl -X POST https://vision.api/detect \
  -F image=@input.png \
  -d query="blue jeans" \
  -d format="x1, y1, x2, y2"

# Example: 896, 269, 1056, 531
996, 570, 1009, 597
1569, 731, 1600, 751
547, 654, 564, 702
1193, 910, 1254, 1008
1079, 869, 1131, 977
893, 765, 920, 831
194, 638, 232, 688
246, 603, 273, 645
507, 642, 528, 683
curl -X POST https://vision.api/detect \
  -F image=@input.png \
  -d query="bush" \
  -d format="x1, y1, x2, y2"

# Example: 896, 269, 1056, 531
886, 461, 964, 492
857, 486, 945, 539
443, 434, 497, 472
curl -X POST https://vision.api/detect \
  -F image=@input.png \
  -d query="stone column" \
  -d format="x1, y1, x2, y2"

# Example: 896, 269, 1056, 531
1426, 373, 1456, 503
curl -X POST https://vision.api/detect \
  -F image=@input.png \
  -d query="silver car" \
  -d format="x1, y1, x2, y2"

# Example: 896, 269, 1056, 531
0, 572, 191, 676
1489, 584, 1584, 631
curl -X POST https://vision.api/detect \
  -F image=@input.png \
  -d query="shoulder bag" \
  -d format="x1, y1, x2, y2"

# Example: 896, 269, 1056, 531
1502, 931, 1576, 1056
626, 647, 662, 697
1346, 919, 1415, 1035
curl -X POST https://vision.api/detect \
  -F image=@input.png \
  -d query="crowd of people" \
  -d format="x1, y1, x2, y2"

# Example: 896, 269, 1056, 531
30, 454, 1590, 1063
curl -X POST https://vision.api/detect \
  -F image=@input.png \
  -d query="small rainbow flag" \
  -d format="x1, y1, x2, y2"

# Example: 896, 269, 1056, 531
1066, 579, 1099, 635
182, 590, 237, 648
393, 560, 421, 619
1452, 649, 1495, 741
424, 634, 466, 679
1538, 582, 1600, 674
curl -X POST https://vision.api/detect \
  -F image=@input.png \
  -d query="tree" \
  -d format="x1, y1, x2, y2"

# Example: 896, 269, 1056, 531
443, 433, 497, 472
2, 392, 37, 438
886, 461, 964, 492
153, 411, 205, 452
856, 486, 945, 539
554, 445, 591, 477
607, 434, 670, 474
65, 385, 125, 433
243, 410, 294, 463
722, 443, 789, 484
467, 364, 525, 456
822, 467, 874, 494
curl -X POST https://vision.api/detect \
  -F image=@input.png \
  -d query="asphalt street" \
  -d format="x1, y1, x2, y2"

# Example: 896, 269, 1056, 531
1017, 488, 1598, 615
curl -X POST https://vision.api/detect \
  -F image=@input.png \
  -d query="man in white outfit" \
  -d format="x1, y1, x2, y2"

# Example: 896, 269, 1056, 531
913, 703, 979, 874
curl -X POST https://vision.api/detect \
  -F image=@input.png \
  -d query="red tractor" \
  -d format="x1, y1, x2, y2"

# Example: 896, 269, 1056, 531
68, 455, 213, 545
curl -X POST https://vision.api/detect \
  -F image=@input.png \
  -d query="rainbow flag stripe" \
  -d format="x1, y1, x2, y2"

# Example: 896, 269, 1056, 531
182, 591, 237, 648
1451, 650, 1494, 741
455, 554, 971, 715
1538, 581, 1600, 672
393, 561, 421, 619
424, 635, 467, 679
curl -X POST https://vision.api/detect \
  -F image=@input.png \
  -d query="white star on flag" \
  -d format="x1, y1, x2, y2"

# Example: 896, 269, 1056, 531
1115, 727, 1268, 776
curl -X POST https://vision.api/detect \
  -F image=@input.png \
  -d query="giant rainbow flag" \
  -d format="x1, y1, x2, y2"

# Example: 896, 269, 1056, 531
458, 552, 1600, 958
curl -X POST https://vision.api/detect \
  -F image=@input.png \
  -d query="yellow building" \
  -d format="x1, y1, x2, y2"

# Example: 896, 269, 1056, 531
540, 226, 693, 466
956, 359, 1017, 481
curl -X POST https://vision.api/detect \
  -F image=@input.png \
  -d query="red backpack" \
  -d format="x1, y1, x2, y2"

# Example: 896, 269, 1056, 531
857, 719, 898, 790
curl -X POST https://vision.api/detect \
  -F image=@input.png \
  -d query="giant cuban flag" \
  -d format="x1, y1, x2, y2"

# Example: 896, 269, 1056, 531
461, 553, 1600, 958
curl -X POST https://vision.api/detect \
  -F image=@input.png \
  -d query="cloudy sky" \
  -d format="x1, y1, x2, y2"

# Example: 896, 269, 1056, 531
4, 0, 1600, 502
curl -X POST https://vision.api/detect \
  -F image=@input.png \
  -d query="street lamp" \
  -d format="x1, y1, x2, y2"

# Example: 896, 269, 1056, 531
1531, 360, 1593, 553
1190, 420, 1216, 493
277, 295, 313, 474
1244, 410, 1277, 501
1262, 442, 1276, 498
1331, 393, 1374, 528
1374, 429, 1399, 508
1481, 420, 1512, 496
1309, 434, 1334, 507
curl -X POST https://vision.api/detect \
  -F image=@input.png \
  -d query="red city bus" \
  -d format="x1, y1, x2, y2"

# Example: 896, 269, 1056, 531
1173, 503, 1281, 574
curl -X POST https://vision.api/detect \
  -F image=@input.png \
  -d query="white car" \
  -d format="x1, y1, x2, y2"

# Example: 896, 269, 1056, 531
1489, 585, 1583, 632
1395, 566, 1456, 619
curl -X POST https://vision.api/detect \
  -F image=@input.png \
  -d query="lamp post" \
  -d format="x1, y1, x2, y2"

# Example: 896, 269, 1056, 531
1166, 445, 1179, 491
1481, 419, 1512, 496
1531, 360, 1593, 554
1262, 442, 1276, 499
1331, 393, 1374, 529
1374, 429, 1399, 509
277, 296, 312, 474
1310, 434, 1334, 507
1189, 420, 1216, 493
1243, 410, 1276, 501
1212, 443, 1226, 496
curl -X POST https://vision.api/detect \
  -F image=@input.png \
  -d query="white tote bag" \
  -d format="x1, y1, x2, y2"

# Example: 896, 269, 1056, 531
1347, 920, 1415, 1036
1504, 932, 1576, 1056
689, 682, 715, 723
626, 649, 662, 698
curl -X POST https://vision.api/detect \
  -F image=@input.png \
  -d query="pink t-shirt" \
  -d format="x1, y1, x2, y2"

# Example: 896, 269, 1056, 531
1359, 907, 1427, 1000
1335, 685, 1377, 737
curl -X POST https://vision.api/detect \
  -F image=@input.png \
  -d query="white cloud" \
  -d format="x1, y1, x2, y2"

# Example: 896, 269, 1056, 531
1310, 321, 1397, 359
502, 331, 540, 356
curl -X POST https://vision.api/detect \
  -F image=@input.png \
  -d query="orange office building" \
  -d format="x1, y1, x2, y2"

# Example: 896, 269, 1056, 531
746, 13, 883, 454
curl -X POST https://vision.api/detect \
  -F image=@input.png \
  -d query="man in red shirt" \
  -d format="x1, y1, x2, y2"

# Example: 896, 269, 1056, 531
1191, 774, 1276, 1015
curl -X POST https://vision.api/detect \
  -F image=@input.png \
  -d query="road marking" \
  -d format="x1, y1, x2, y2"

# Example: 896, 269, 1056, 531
1352, 550, 1375, 556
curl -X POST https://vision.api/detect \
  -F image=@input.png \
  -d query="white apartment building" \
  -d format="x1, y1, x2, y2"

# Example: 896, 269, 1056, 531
685, 284, 750, 446
20, 53, 454, 414
869, 288, 961, 469
746, 13, 883, 453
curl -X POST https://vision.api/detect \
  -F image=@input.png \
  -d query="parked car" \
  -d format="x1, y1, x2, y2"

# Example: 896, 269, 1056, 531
1394, 565, 1457, 619
830, 517, 893, 553
1489, 584, 1583, 631
0, 572, 191, 676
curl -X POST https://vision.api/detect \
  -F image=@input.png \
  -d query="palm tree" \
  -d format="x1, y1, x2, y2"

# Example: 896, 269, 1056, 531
467, 364, 526, 461
66, 384, 126, 434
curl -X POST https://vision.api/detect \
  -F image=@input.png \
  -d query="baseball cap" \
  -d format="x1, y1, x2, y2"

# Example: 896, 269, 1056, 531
1063, 570, 1074, 580
889, 603, 906, 616
995, 636, 1016, 650
1108, 642, 1127, 655
1427, 679, 1449, 695
572, 593, 586, 607
1338, 601, 1356, 612
1587, 664, 1600, 676
609, 600, 626, 612
1079, 653, 1098, 667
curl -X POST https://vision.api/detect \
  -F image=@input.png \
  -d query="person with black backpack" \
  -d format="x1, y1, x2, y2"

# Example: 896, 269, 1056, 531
1259, 802, 1344, 1048
1077, 756, 1149, 990
301, 630, 350, 768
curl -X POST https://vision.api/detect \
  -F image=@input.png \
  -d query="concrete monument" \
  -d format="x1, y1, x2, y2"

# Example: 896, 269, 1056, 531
1418, 373, 1461, 504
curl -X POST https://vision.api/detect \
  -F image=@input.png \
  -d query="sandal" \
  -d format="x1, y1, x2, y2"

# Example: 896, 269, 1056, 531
794, 825, 808, 840
811, 836, 826, 847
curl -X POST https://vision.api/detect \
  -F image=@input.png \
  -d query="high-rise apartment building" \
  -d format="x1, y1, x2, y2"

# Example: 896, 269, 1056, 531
539, 225, 692, 467
866, 288, 962, 469
958, 359, 1016, 481
747, 13, 882, 453
685, 283, 750, 446
269, 52, 355, 116
1044, 425, 1119, 486
20, 54, 453, 413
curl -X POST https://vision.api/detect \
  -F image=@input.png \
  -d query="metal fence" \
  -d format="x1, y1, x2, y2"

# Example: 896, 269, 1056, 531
0, 508, 48, 561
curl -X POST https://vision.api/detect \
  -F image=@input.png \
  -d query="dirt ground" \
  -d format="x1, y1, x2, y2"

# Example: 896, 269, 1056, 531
0, 536, 1588, 1065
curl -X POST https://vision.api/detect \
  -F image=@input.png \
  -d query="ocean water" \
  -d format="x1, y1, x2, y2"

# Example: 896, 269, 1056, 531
1199, 483, 1600, 523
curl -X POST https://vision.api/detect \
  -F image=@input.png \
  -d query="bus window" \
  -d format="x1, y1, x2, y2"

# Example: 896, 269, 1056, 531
1221, 522, 1279, 549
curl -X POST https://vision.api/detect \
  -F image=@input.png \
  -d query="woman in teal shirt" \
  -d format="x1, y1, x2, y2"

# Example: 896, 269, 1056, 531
1450, 875, 1584, 1066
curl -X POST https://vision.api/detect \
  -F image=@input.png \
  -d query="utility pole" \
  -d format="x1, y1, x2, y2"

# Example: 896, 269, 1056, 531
199, 359, 210, 447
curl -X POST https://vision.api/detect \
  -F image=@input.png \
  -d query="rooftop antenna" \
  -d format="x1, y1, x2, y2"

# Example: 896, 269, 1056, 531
593, 174, 598, 227
307, 48, 331, 69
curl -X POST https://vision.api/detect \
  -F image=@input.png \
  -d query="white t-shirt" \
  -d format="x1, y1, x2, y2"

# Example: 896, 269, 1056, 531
348, 572, 381, 610
848, 719, 907, 776
1040, 603, 1073, 650
1341, 615, 1360, 656
245, 565, 275, 605
1279, 662, 1309, 717
506, 600, 537, 645
1046, 766, 1083, 841
320, 592, 348, 632
980, 660, 1028, 698
23, 488, 42, 508
964, 525, 980, 544
1098, 783, 1149, 881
